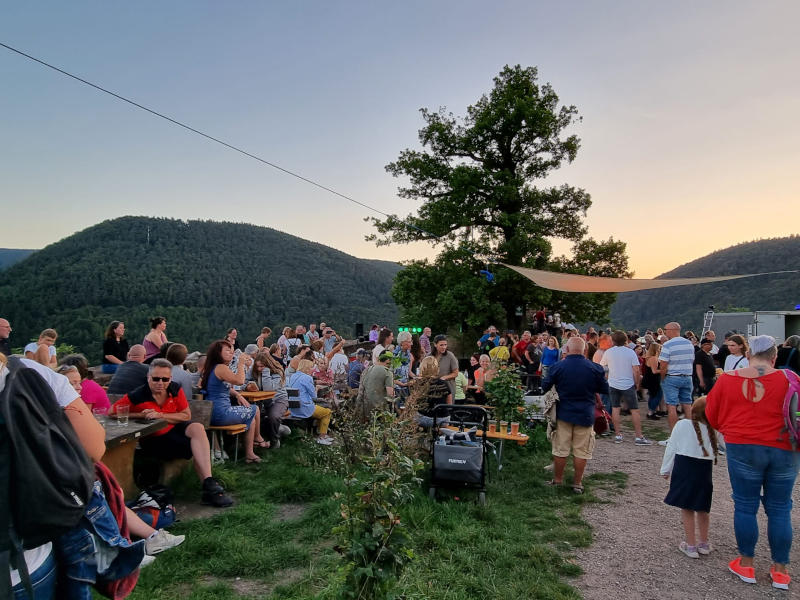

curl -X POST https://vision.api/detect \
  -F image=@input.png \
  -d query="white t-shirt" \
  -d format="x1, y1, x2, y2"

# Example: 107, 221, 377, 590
600, 345, 640, 390
23, 342, 56, 358
724, 354, 749, 372
329, 353, 349, 375
1, 358, 79, 586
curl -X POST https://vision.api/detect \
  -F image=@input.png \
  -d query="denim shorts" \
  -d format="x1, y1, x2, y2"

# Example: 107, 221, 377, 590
661, 375, 693, 406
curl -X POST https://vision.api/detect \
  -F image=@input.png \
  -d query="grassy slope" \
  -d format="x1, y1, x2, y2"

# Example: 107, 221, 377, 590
127, 428, 626, 599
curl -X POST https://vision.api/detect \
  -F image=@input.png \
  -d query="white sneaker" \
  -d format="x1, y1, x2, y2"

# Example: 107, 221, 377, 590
140, 554, 157, 568
658, 439, 669, 446
316, 436, 333, 446
614, 435, 624, 444
679, 542, 700, 559
145, 529, 185, 555
635, 437, 653, 446
279, 424, 292, 437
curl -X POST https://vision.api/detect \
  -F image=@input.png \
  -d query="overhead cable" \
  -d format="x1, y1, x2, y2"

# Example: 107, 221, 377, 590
0, 41, 440, 240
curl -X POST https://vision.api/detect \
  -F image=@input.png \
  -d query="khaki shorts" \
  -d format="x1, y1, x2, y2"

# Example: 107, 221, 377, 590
551, 420, 596, 460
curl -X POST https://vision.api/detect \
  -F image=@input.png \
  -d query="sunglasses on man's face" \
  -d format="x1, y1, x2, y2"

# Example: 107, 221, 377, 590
150, 376, 171, 383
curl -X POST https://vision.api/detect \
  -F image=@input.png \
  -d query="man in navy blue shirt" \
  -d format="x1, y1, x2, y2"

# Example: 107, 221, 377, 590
542, 337, 608, 493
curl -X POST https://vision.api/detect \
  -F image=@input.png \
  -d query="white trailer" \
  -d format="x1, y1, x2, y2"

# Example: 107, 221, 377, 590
710, 311, 800, 343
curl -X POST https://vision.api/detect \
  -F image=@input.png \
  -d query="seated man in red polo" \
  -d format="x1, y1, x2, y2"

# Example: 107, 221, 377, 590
111, 358, 233, 508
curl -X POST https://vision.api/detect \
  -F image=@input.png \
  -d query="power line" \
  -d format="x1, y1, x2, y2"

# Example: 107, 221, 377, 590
0, 41, 440, 240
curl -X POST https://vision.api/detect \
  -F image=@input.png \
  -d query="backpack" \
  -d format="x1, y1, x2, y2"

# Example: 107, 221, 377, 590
781, 369, 800, 450
480, 337, 496, 355
126, 485, 176, 529
0, 357, 94, 595
287, 339, 301, 358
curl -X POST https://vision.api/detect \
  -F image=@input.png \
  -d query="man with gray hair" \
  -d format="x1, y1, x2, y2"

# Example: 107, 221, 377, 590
542, 337, 608, 494
107, 344, 149, 395
0, 317, 11, 357
111, 358, 233, 507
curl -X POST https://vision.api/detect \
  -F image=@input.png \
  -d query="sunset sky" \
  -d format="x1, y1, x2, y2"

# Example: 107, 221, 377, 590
2, 2, 798, 278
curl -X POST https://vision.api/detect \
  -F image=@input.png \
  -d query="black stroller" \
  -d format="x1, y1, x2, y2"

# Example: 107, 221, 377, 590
428, 404, 490, 505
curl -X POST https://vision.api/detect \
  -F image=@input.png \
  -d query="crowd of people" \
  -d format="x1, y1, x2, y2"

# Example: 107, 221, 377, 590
2, 311, 800, 596
534, 318, 800, 591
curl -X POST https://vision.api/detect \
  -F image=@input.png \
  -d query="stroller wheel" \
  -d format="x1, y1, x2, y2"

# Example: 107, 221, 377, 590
428, 487, 437, 500
478, 492, 486, 505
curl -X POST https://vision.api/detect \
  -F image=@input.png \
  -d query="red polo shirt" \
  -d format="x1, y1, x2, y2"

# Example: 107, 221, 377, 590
115, 383, 188, 436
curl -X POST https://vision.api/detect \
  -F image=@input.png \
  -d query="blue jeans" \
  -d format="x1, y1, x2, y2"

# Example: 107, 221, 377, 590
55, 480, 146, 599
661, 376, 693, 406
12, 548, 57, 599
647, 388, 662, 412
726, 443, 800, 564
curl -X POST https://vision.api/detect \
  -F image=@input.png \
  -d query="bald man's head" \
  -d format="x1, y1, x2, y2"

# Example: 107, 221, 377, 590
566, 337, 586, 355
664, 322, 681, 339
128, 344, 146, 363
0, 318, 10, 340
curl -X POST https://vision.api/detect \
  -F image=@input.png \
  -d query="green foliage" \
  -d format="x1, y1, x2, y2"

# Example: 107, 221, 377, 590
126, 423, 613, 599
370, 65, 629, 330
0, 217, 402, 362
329, 408, 424, 599
484, 363, 526, 423
611, 235, 800, 331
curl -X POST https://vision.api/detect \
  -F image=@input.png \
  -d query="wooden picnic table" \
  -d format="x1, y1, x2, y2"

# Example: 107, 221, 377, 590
239, 390, 276, 402
101, 417, 166, 498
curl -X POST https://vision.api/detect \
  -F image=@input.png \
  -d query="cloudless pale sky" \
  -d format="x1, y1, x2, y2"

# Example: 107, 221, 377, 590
2, 1, 798, 277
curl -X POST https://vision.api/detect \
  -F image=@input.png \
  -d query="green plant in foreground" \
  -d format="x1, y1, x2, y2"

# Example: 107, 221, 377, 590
330, 398, 425, 599
485, 362, 526, 424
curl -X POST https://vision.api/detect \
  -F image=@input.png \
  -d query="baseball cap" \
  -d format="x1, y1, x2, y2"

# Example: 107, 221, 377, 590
748, 335, 776, 355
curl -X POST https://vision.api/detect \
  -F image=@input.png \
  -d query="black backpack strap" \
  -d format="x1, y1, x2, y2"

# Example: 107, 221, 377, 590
1, 363, 33, 600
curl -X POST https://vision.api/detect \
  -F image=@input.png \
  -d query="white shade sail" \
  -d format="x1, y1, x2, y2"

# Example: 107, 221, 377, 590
502, 264, 798, 293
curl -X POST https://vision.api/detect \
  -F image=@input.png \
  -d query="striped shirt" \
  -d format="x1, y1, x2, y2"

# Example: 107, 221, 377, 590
658, 337, 695, 376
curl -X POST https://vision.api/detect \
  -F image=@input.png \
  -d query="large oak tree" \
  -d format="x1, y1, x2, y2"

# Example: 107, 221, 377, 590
369, 65, 629, 332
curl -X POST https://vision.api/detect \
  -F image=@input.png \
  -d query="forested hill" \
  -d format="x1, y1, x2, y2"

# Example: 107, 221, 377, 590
0, 217, 401, 361
0, 248, 35, 270
610, 236, 800, 331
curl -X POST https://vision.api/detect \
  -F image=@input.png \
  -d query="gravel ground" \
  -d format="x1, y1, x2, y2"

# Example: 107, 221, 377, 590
574, 416, 800, 599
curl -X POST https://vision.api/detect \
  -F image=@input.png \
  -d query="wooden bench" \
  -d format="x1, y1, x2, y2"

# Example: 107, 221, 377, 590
207, 424, 247, 463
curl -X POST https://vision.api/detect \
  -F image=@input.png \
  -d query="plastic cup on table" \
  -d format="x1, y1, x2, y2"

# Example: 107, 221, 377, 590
488, 421, 496, 434
510, 422, 520, 435
116, 404, 130, 426
499, 421, 508, 435
92, 407, 108, 426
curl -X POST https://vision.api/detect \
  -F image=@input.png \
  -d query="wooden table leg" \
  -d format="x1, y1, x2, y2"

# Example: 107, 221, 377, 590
102, 442, 138, 499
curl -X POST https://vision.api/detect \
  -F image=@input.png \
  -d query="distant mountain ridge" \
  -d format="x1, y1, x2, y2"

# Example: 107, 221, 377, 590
0, 217, 401, 361
610, 236, 800, 331
0, 248, 36, 270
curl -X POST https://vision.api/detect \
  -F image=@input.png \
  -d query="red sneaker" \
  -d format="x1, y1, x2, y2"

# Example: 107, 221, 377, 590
728, 557, 756, 584
770, 566, 791, 590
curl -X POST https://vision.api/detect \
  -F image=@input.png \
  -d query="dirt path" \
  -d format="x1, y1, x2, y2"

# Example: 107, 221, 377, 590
574, 416, 800, 599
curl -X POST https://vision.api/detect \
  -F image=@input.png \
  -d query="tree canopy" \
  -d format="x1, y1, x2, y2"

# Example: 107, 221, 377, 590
369, 65, 629, 331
